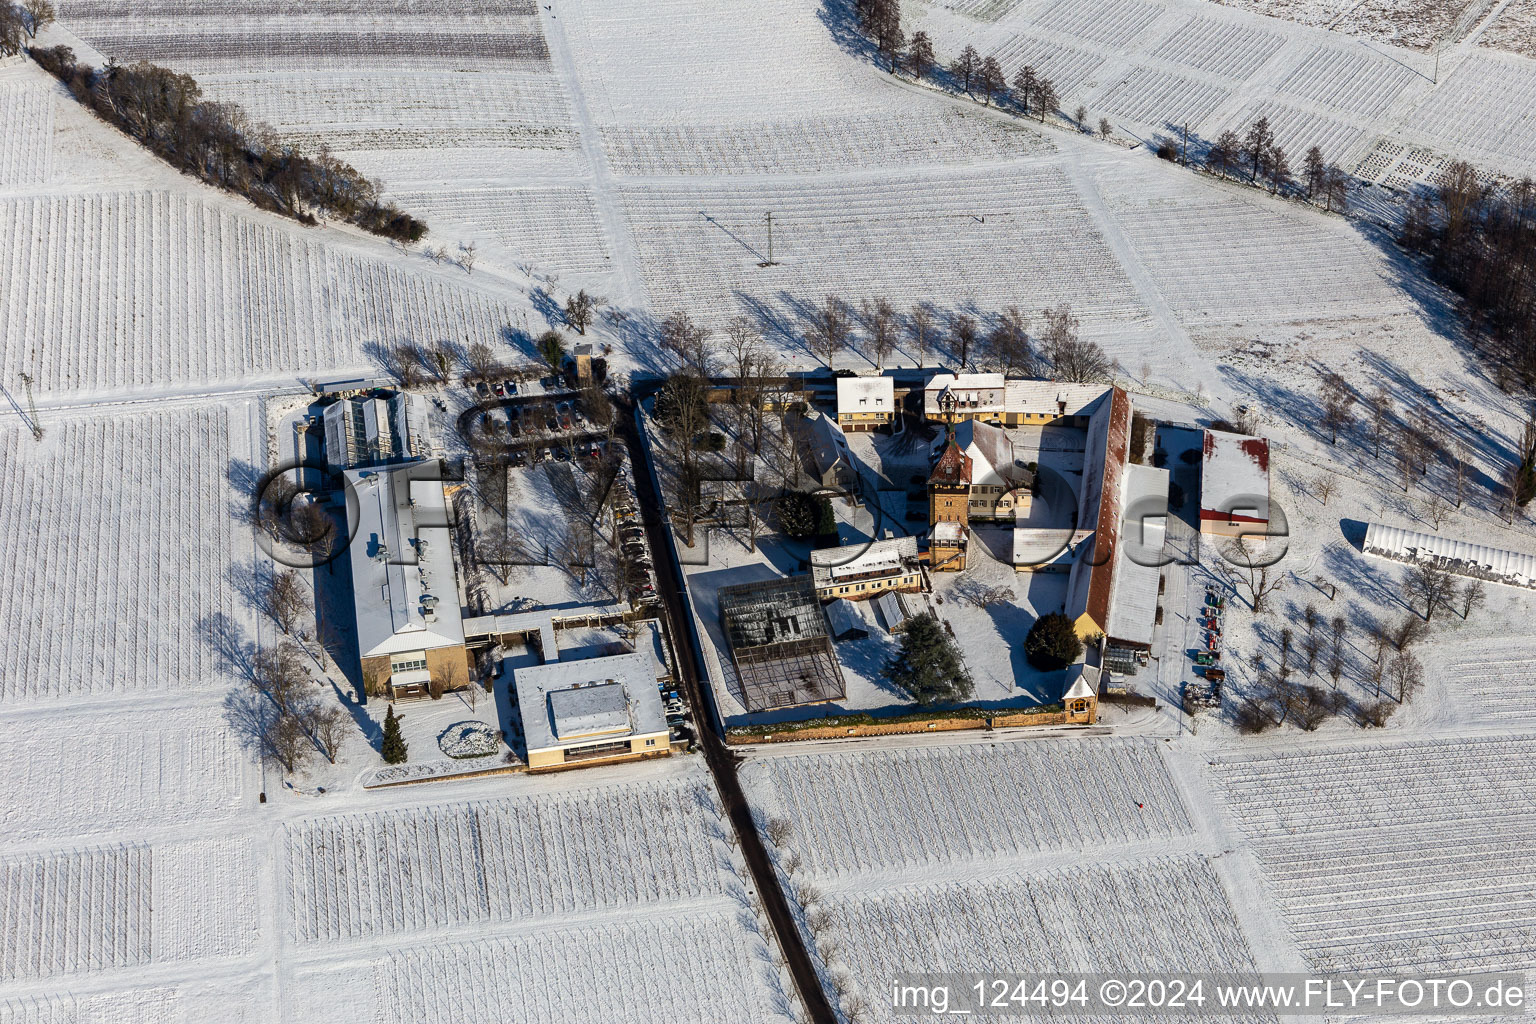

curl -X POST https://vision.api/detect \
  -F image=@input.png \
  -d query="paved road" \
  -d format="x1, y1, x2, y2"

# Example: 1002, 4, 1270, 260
614, 395, 837, 1024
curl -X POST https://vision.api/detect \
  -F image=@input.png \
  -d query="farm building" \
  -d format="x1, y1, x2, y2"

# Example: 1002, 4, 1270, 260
824, 599, 871, 641
1363, 523, 1536, 590
810, 536, 922, 600
1200, 431, 1271, 538
513, 651, 670, 772
344, 463, 470, 701
835, 375, 895, 431
717, 574, 847, 711
322, 391, 436, 473
951, 418, 1029, 521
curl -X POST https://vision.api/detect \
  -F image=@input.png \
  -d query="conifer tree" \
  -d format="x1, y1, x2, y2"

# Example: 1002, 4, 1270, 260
886, 614, 973, 706
381, 705, 408, 764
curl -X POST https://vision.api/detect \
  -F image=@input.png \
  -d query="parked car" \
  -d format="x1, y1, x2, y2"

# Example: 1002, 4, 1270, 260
502, 379, 517, 396
492, 380, 505, 396
510, 450, 528, 467
554, 446, 571, 462
475, 380, 491, 399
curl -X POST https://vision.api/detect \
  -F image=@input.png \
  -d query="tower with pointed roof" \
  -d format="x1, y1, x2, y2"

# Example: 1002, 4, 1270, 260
928, 395, 972, 571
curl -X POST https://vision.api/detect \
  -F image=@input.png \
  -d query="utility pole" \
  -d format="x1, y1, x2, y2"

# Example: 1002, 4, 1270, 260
18, 373, 42, 441
1181, 122, 1188, 165
761, 211, 778, 267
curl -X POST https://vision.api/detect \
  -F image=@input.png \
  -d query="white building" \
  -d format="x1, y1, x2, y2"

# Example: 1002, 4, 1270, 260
514, 651, 670, 771
1200, 431, 1270, 538
323, 392, 437, 473
344, 463, 468, 700
835, 376, 896, 431
810, 535, 922, 599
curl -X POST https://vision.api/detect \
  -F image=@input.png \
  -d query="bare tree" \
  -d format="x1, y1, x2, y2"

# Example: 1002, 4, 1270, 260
1388, 650, 1424, 703
304, 702, 349, 764
908, 304, 934, 367
808, 295, 852, 368
22, 0, 54, 37
1327, 614, 1347, 687
464, 340, 499, 383
1222, 538, 1285, 612
1365, 387, 1392, 459
1243, 116, 1275, 182
660, 309, 711, 374
1313, 473, 1337, 507
725, 316, 763, 388
950, 44, 980, 94
252, 640, 308, 712
1319, 371, 1356, 444
861, 297, 898, 370
1458, 578, 1487, 620
1034, 78, 1058, 122
1073, 104, 1088, 129
905, 30, 934, 79
1302, 145, 1326, 200
1301, 603, 1321, 676
1451, 437, 1469, 508
263, 568, 311, 635
949, 313, 978, 369
1406, 561, 1454, 621
1041, 304, 1109, 382
458, 241, 477, 275
565, 289, 599, 335
764, 816, 792, 846
978, 55, 1007, 104
982, 306, 1033, 375
1011, 65, 1038, 116
424, 339, 454, 384
1098, 117, 1112, 140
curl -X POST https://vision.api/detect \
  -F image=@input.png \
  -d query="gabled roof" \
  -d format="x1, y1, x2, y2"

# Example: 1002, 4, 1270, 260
1064, 674, 1097, 701
923, 373, 1006, 417
953, 418, 1020, 487
1004, 381, 1111, 417
1064, 387, 1133, 634
803, 411, 854, 479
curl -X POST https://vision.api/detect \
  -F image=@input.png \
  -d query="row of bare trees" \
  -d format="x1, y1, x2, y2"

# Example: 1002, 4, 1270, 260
29, 45, 426, 241
1203, 116, 1351, 212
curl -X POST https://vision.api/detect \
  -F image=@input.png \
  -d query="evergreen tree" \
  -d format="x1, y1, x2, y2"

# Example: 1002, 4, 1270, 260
381, 705, 408, 764
886, 614, 973, 706
1024, 612, 1083, 671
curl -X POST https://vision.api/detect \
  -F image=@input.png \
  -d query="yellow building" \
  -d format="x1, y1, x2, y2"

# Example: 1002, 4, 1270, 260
810, 536, 922, 600
835, 375, 896, 431
514, 651, 671, 772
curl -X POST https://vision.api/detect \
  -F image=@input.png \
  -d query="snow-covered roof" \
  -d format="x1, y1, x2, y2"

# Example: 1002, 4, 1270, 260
1201, 431, 1270, 524
836, 375, 894, 415
824, 599, 871, 640
1013, 528, 1076, 567
803, 411, 854, 479
1363, 523, 1536, 589
1064, 675, 1097, 701
1004, 381, 1111, 417
953, 419, 1021, 487
810, 536, 920, 589
1105, 463, 1169, 647
932, 520, 966, 543
1065, 388, 1132, 632
344, 464, 465, 660
514, 650, 667, 755
923, 373, 1005, 417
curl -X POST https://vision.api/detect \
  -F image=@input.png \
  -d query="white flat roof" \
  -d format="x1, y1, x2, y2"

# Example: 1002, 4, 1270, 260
1106, 463, 1169, 646
345, 464, 464, 660
514, 650, 668, 754
1201, 431, 1270, 518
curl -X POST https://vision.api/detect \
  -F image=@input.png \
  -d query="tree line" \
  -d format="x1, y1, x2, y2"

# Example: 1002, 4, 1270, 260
1402, 163, 1536, 394
29, 45, 427, 242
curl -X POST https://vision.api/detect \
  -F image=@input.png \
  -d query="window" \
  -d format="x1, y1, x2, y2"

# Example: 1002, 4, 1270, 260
390, 652, 428, 673
645, 738, 657, 747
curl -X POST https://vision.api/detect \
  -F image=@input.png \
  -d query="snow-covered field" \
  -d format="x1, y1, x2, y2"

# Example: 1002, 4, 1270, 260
741, 740, 1191, 879
1212, 736, 1536, 972
5, 0, 1536, 1014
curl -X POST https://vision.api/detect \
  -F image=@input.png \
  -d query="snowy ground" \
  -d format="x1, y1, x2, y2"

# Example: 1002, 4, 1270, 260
5, 0, 1536, 1017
